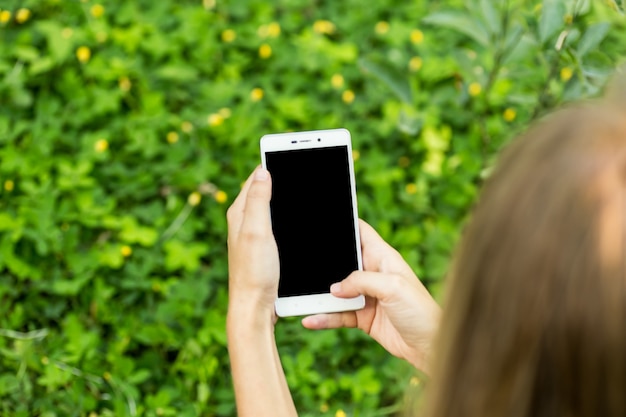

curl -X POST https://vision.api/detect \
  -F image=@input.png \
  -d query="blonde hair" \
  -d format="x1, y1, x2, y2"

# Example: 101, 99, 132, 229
425, 98, 626, 417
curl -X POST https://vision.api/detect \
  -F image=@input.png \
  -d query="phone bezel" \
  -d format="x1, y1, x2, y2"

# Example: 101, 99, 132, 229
260, 128, 365, 317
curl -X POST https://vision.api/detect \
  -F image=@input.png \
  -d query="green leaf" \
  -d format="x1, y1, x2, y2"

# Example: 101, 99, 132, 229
577, 22, 610, 57
163, 240, 208, 272
50, 274, 92, 296
37, 364, 73, 391
156, 65, 199, 82
539, 0, 566, 44
128, 369, 152, 384
397, 105, 423, 136
0, 374, 20, 396
119, 217, 158, 247
1, 236, 41, 280
29, 57, 55, 76
36, 21, 73, 63
479, 0, 500, 36
0, 212, 19, 231
98, 245, 124, 269
14, 46, 40, 62
423, 12, 490, 46
358, 57, 412, 103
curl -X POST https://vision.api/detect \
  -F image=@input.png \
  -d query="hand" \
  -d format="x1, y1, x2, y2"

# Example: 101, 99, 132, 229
302, 220, 441, 373
227, 167, 278, 323
226, 167, 298, 417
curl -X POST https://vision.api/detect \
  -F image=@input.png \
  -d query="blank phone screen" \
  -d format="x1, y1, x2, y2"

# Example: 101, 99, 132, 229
265, 146, 358, 297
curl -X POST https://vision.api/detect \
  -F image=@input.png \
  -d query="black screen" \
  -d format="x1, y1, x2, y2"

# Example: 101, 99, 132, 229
266, 146, 358, 297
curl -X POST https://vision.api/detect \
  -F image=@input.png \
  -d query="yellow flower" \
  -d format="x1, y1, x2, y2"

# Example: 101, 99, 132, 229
406, 183, 418, 194
151, 282, 162, 292
375, 21, 389, 35
94, 139, 108, 152
410, 376, 420, 386
606, 0, 618, 10
250, 88, 264, 102
320, 403, 329, 413
468, 82, 482, 97
560, 67, 573, 82
121, 245, 132, 257
331, 73, 344, 89
188, 192, 202, 206
267, 22, 281, 37
90, 4, 105, 18
181, 121, 193, 133
208, 113, 224, 126
88, 412, 98, 417
257, 24, 269, 38
410, 29, 424, 45
342, 90, 355, 104
118, 76, 131, 92
398, 156, 410, 168
503, 108, 516, 122
259, 22, 281, 38
96, 31, 108, 43
203, 0, 216, 10
166, 131, 179, 144
352, 150, 360, 161
335, 410, 347, 417
221, 29, 236, 43
76, 46, 91, 63
4, 180, 14, 192
62, 27, 74, 39
0, 10, 11, 24
259, 43, 272, 59
409, 56, 423, 72
41, 356, 49, 365
313, 20, 335, 35
103, 372, 112, 381
15, 8, 31, 24
564, 13, 573, 24
214, 190, 227, 204
218, 107, 232, 118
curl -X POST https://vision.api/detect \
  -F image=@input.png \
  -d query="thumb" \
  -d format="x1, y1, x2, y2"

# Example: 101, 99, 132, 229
331, 271, 402, 302
240, 167, 273, 237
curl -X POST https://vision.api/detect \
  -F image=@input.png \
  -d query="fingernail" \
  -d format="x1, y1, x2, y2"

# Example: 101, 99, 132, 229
330, 282, 342, 293
302, 316, 317, 326
254, 168, 269, 181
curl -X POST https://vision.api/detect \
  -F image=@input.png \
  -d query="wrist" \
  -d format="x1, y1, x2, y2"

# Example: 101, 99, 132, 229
406, 306, 441, 375
227, 295, 276, 335
407, 342, 433, 375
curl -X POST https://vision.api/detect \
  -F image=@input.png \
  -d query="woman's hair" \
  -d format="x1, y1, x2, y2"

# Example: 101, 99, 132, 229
425, 96, 626, 417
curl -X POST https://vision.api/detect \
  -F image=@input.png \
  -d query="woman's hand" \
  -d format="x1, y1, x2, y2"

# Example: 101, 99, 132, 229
227, 167, 278, 324
226, 167, 297, 417
302, 220, 441, 373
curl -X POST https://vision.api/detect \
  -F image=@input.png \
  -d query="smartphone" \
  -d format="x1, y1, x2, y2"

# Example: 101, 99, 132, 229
260, 128, 365, 317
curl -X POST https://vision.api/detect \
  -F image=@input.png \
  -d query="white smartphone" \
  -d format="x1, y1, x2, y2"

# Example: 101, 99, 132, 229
260, 128, 365, 317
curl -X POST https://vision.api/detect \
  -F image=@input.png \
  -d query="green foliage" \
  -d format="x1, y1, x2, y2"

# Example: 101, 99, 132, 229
0, 0, 624, 416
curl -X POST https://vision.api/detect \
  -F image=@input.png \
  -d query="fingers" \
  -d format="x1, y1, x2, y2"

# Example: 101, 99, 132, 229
239, 168, 273, 238
359, 219, 415, 276
301, 312, 358, 329
227, 167, 272, 239
358, 219, 388, 249
227, 168, 258, 236
358, 219, 398, 268
331, 271, 401, 301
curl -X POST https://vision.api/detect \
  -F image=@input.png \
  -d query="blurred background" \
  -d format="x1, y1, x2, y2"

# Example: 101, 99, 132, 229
1, 0, 625, 416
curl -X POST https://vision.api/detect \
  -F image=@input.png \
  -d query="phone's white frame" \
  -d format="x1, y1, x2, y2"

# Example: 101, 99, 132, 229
260, 128, 365, 318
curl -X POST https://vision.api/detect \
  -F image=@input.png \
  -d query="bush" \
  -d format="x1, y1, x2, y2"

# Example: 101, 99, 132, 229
0, 0, 625, 416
